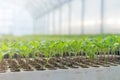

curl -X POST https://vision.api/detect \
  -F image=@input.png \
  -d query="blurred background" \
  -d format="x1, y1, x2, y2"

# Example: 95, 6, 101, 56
0, 0, 120, 36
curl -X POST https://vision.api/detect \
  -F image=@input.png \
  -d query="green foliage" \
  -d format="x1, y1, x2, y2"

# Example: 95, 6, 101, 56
0, 52, 3, 61
0, 35, 119, 60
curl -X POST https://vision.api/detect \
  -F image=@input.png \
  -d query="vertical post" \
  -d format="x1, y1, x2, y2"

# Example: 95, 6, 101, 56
59, 7, 62, 35
42, 16, 45, 34
41, 17, 43, 34
81, 0, 85, 34
68, 0, 72, 35
40, 18, 43, 34
44, 16, 46, 35
40, 17, 43, 34
39, 18, 41, 34
101, 0, 104, 34
47, 14, 50, 35
9, 5, 14, 35
10, 10, 13, 35
33, 19, 36, 34
52, 11, 55, 34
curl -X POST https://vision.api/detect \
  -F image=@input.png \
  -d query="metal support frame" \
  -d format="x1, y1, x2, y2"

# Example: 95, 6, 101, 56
41, 16, 46, 34
40, 18, 43, 34
43, 16, 46, 35
33, 19, 36, 34
34, 15, 48, 34
59, 7, 62, 35
47, 14, 50, 34
81, 0, 85, 34
35, 0, 73, 19
10, 9, 14, 35
101, 0, 104, 34
31, 0, 106, 35
52, 11, 55, 34
40, 17, 44, 34
44, 14, 50, 35
68, 0, 72, 35
32, 0, 73, 35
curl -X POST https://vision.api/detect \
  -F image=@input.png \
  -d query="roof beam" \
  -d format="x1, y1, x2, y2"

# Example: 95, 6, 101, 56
35, 0, 73, 19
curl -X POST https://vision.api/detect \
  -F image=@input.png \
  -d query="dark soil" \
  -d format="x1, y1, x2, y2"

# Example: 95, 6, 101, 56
0, 60, 7, 73
0, 55, 119, 73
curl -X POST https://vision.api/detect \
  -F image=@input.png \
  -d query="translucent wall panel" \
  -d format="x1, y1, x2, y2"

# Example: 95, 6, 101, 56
0, 1, 33, 36
61, 4, 69, 34
0, 3, 13, 34
46, 0, 101, 35
45, 15, 50, 34
13, 8, 33, 36
48, 10, 61, 35
35, 18, 42, 34
49, 12, 53, 34
34, 19, 39, 34
71, 0, 81, 34
41, 17, 46, 34
84, 0, 101, 34
54, 9, 59, 34
104, 0, 120, 34
43, 15, 50, 34
34, 0, 120, 35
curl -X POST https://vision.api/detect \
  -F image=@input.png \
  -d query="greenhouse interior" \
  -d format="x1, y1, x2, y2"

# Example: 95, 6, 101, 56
0, 0, 120, 80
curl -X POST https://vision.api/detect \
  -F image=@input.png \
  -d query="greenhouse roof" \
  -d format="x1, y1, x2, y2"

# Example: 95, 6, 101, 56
1, 0, 72, 19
